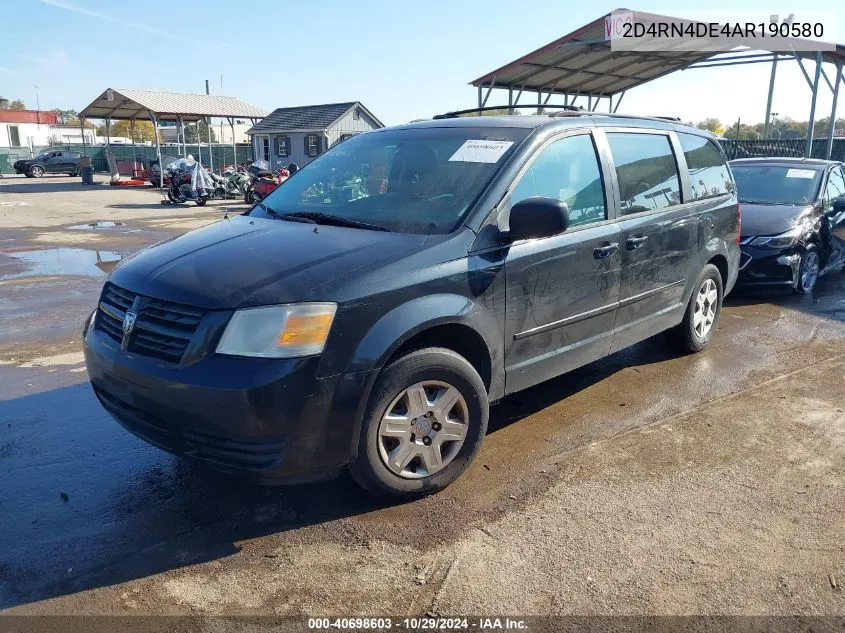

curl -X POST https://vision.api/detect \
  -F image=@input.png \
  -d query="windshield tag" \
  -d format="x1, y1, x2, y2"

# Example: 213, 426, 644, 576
449, 140, 514, 163
786, 168, 816, 179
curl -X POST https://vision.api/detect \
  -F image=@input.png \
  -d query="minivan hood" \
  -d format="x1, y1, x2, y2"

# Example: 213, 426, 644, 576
740, 202, 814, 237
109, 215, 426, 309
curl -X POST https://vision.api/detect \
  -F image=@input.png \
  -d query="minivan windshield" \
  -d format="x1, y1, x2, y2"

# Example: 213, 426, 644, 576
251, 127, 529, 234
731, 164, 823, 206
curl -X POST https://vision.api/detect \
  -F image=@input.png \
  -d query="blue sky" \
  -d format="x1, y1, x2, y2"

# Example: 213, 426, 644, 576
1, 0, 843, 128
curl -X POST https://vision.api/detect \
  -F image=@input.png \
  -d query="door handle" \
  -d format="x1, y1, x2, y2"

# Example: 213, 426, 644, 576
593, 242, 619, 259
626, 235, 648, 250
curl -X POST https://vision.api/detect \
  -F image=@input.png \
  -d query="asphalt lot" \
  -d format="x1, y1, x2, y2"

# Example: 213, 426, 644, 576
0, 175, 844, 616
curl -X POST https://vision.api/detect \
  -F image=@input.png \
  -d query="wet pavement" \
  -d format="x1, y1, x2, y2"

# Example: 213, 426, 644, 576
0, 247, 122, 280
0, 176, 844, 615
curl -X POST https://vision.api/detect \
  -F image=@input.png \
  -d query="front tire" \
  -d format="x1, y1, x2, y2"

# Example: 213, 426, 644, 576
668, 263, 723, 353
29, 165, 44, 178
350, 347, 489, 499
794, 245, 819, 295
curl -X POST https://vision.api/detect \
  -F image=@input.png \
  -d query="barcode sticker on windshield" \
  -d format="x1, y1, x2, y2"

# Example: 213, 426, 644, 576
449, 140, 514, 163
786, 168, 816, 179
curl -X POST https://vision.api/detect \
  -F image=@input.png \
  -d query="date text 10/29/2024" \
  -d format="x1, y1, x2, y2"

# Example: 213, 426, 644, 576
308, 617, 528, 630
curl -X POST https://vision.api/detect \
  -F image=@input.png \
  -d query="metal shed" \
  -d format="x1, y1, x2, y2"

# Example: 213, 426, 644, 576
470, 10, 845, 158
78, 88, 268, 183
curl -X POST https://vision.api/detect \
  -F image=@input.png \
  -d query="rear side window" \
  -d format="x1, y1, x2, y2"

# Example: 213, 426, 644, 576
606, 132, 681, 215
511, 133, 607, 227
678, 133, 732, 199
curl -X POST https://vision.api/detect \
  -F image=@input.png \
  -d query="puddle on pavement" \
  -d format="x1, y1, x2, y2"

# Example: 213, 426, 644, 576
0, 247, 122, 279
68, 221, 124, 230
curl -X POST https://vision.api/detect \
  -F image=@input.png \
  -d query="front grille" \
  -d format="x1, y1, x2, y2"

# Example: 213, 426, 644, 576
95, 282, 205, 363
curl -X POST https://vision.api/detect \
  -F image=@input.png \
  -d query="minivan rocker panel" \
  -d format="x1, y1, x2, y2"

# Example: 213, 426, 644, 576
84, 114, 740, 497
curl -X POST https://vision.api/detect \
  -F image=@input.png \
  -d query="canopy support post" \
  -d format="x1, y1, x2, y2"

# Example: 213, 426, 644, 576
806, 51, 823, 158
480, 79, 496, 111
612, 91, 625, 113
150, 111, 163, 190
80, 116, 86, 156
130, 118, 136, 178
228, 117, 237, 167
197, 120, 203, 169
207, 117, 214, 172
177, 115, 185, 156
105, 117, 111, 145
826, 63, 842, 159
763, 57, 778, 138
508, 88, 513, 114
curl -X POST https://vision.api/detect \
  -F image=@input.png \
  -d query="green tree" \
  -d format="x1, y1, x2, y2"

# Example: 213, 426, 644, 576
97, 119, 158, 142
184, 121, 216, 143
2, 98, 26, 110
696, 118, 723, 134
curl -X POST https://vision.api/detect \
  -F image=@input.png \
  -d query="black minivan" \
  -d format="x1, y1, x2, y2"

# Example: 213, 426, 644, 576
83, 112, 740, 497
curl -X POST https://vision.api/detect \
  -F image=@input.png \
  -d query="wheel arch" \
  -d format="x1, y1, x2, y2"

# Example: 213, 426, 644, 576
707, 253, 729, 290
336, 293, 504, 460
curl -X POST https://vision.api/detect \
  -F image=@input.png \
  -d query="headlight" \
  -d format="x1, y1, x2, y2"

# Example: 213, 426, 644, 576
216, 303, 337, 358
750, 225, 802, 249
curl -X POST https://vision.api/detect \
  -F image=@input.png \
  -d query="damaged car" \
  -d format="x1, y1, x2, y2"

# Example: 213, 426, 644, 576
731, 158, 845, 293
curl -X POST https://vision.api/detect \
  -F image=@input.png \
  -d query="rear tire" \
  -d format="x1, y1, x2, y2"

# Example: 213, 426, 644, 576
667, 263, 723, 354
350, 347, 489, 499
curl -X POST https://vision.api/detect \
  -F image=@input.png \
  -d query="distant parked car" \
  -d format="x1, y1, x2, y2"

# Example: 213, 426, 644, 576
731, 157, 845, 294
13, 150, 81, 178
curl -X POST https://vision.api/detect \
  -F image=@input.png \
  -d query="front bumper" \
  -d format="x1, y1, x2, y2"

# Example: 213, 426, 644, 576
13, 163, 26, 174
735, 244, 805, 290
83, 323, 373, 484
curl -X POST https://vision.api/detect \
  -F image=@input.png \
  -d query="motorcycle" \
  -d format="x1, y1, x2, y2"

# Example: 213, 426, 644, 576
219, 167, 251, 198
164, 157, 214, 206
244, 160, 282, 205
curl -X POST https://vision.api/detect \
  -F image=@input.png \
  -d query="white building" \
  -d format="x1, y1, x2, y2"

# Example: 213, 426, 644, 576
48, 125, 98, 145
0, 109, 57, 148
157, 119, 252, 144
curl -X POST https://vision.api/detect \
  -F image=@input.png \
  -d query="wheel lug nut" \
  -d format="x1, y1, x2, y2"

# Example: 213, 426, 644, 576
432, 422, 441, 431
422, 437, 431, 446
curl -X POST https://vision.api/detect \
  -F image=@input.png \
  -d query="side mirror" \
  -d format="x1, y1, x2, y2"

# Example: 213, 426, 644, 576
507, 197, 569, 241
833, 196, 845, 214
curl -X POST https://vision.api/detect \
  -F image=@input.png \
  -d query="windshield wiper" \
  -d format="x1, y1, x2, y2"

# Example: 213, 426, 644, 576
285, 211, 391, 232
255, 203, 317, 224
739, 200, 796, 206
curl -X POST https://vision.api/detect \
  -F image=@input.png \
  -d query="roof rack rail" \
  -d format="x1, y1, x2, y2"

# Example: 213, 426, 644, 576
547, 111, 683, 123
433, 104, 583, 119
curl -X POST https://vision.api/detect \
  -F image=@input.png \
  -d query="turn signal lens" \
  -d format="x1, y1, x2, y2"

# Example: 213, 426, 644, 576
279, 313, 335, 347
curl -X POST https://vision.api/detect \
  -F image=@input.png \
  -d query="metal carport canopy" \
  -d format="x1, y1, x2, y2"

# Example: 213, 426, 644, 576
78, 88, 268, 185
79, 88, 268, 122
470, 10, 845, 105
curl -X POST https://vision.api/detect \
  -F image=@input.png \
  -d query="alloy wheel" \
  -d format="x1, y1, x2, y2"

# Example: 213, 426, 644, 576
801, 251, 820, 293
693, 278, 718, 338
377, 380, 469, 479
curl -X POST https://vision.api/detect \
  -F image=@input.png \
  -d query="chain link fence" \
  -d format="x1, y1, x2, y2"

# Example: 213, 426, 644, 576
719, 138, 845, 162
